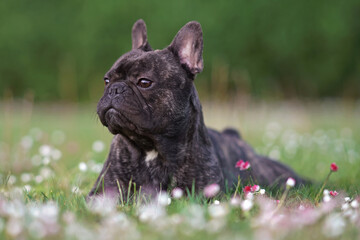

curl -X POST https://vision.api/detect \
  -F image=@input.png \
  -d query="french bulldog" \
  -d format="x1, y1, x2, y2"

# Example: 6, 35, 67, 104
89, 19, 305, 198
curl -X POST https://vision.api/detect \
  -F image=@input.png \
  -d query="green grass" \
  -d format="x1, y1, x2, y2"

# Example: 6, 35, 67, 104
0, 100, 359, 239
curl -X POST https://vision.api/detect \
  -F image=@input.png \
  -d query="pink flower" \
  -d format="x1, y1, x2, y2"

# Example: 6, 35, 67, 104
171, 188, 184, 199
243, 184, 260, 194
330, 163, 338, 172
203, 183, 220, 198
235, 160, 251, 170
251, 185, 260, 192
329, 191, 338, 196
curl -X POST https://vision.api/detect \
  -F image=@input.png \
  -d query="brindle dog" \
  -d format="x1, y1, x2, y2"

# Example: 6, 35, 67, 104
89, 19, 306, 198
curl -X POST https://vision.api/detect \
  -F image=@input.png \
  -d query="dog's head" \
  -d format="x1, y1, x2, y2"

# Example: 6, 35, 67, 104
97, 19, 204, 144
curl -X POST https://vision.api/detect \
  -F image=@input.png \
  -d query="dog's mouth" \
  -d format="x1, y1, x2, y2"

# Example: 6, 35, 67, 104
104, 108, 137, 134
103, 107, 154, 149
104, 108, 117, 118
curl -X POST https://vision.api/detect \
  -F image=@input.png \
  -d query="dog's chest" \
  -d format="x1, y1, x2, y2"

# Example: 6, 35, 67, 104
141, 150, 172, 187
144, 149, 159, 166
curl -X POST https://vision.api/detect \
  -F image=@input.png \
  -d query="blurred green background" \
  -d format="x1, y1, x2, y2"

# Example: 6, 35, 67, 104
0, 0, 360, 101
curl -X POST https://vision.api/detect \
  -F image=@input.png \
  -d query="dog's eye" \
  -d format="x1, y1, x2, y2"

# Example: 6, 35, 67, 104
137, 78, 152, 88
104, 78, 110, 86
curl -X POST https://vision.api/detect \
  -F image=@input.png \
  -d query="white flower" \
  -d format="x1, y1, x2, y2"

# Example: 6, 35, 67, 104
286, 177, 295, 187
246, 192, 254, 200
87, 196, 117, 216
39, 145, 52, 157
6, 199, 25, 218
344, 197, 351, 202
42, 157, 51, 165
259, 189, 266, 195
24, 185, 31, 192
213, 200, 220, 205
241, 199, 253, 211
350, 200, 359, 208
341, 203, 350, 211
323, 195, 331, 203
39, 202, 59, 224
40, 167, 54, 179
322, 213, 346, 238
208, 204, 228, 218
92, 140, 105, 153
323, 189, 330, 195
138, 204, 165, 222
20, 173, 32, 183
51, 149, 62, 161
171, 188, 183, 199
78, 162, 88, 172
157, 192, 171, 206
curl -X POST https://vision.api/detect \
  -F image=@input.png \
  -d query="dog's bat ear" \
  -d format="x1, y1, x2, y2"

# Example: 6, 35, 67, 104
132, 19, 152, 51
169, 21, 203, 76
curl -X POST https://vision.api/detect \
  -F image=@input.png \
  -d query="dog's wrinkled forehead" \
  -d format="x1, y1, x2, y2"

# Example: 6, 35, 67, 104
105, 49, 180, 81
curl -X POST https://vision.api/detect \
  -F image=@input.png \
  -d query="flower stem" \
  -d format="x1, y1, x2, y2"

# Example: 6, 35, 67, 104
274, 186, 290, 212
314, 171, 332, 204
232, 175, 241, 198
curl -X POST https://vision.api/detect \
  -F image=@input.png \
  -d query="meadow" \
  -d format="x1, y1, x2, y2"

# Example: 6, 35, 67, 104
0, 99, 359, 240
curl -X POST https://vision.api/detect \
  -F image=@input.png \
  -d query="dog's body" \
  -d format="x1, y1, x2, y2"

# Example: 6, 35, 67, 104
89, 20, 305, 198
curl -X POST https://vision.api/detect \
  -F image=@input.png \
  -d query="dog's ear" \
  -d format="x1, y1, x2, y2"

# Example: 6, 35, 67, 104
132, 19, 152, 51
169, 21, 203, 76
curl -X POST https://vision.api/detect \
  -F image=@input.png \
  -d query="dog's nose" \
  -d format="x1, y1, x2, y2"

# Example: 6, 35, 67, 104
107, 83, 126, 98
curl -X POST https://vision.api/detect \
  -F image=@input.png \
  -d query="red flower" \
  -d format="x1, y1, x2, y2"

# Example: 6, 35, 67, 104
235, 160, 251, 170
243, 185, 252, 193
329, 191, 338, 196
330, 163, 338, 172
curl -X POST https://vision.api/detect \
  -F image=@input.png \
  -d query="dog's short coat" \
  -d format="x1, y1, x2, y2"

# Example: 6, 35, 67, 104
89, 19, 305, 198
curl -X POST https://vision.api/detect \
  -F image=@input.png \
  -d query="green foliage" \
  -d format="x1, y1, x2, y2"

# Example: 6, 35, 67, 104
0, 0, 360, 100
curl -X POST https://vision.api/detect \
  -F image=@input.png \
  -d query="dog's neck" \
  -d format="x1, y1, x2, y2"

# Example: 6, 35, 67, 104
154, 86, 212, 166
